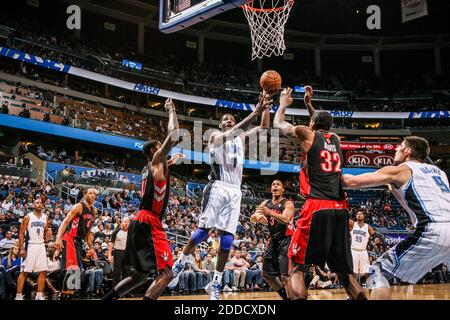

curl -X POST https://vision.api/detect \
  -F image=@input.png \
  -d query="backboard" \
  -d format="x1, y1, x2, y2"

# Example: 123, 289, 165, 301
159, 0, 247, 33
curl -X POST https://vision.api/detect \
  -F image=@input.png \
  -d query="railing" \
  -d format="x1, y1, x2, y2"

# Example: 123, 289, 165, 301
59, 184, 105, 216
0, 163, 37, 179
44, 171, 54, 187
166, 231, 208, 250
185, 187, 199, 200
55, 173, 141, 190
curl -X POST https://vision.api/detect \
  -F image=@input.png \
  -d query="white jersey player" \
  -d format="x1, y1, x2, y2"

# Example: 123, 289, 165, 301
16, 197, 50, 300
343, 136, 450, 299
168, 92, 273, 300
349, 210, 375, 283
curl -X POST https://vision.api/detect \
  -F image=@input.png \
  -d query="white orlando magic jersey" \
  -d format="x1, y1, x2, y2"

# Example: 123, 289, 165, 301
208, 136, 244, 185
391, 161, 450, 226
27, 212, 46, 244
351, 223, 369, 250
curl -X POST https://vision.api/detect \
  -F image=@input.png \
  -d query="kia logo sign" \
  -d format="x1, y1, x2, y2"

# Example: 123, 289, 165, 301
374, 155, 394, 167
384, 144, 394, 150
348, 155, 370, 166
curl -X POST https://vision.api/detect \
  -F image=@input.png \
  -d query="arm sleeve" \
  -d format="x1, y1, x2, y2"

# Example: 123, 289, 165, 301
110, 228, 120, 243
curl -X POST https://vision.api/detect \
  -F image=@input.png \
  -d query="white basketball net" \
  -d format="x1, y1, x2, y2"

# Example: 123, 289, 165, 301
242, 0, 294, 60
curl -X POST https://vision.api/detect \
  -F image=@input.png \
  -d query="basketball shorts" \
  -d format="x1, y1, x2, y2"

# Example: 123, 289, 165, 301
351, 249, 370, 274
379, 222, 450, 284
21, 243, 48, 273
263, 236, 291, 277
61, 235, 84, 271
124, 209, 173, 273
198, 180, 242, 235
288, 198, 353, 274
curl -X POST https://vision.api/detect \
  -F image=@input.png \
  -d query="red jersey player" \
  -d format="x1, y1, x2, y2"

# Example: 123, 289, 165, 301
274, 86, 366, 300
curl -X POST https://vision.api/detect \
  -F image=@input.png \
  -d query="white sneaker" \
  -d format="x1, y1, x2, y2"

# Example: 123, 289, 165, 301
15, 295, 24, 300
232, 286, 238, 292
167, 257, 186, 289
223, 285, 232, 292
205, 281, 221, 300
35, 295, 46, 300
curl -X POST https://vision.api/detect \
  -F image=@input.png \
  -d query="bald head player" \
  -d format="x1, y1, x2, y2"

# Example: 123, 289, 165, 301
274, 86, 366, 300
55, 188, 98, 299
250, 179, 294, 300
103, 97, 181, 300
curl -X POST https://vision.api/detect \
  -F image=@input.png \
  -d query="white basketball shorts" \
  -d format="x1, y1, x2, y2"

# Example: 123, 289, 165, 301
21, 243, 48, 273
379, 222, 450, 284
351, 249, 370, 274
198, 180, 242, 235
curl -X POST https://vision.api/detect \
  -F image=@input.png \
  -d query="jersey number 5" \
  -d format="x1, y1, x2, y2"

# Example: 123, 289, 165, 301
320, 150, 341, 173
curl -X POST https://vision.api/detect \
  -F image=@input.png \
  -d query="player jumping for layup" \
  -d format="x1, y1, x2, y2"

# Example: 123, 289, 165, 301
250, 179, 295, 300
103, 98, 180, 300
342, 136, 450, 299
168, 92, 272, 300
274, 86, 366, 300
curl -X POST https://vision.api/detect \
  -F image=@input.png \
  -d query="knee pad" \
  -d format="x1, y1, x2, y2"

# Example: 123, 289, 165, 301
367, 263, 390, 289
192, 228, 209, 245
219, 233, 233, 251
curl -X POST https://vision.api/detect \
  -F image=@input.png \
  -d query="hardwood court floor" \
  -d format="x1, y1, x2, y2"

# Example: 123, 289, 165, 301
155, 284, 450, 300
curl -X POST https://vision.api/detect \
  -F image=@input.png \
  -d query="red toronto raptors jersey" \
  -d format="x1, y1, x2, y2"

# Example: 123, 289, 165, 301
266, 198, 294, 239
66, 202, 95, 241
139, 163, 170, 220
300, 130, 345, 201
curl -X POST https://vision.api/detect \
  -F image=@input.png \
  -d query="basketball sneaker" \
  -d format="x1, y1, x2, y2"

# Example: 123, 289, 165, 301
223, 285, 232, 292
167, 258, 186, 289
205, 281, 221, 300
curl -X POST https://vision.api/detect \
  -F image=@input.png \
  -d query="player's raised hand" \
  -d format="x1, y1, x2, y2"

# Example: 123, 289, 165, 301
255, 92, 273, 115
304, 85, 313, 104
280, 87, 293, 107
164, 97, 175, 112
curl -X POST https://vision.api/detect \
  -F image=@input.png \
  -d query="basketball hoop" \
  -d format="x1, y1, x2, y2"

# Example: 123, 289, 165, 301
241, 0, 294, 60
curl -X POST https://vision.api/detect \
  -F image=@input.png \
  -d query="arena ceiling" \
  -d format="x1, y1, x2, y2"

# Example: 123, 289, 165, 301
58, 0, 450, 48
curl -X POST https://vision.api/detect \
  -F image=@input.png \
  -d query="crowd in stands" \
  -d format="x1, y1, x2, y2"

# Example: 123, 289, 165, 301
1, 170, 450, 300
1, 14, 449, 112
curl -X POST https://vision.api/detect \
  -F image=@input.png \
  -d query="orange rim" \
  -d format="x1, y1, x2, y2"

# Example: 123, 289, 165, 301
241, 0, 294, 12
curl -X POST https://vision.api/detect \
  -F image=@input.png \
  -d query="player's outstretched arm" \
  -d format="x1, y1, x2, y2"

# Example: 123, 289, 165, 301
274, 88, 314, 148
210, 92, 272, 146
18, 215, 30, 258
153, 98, 180, 163
54, 203, 82, 251
274, 87, 296, 137
304, 85, 315, 118
342, 165, 410, 189
348, 219, 355, 231
243, 92, 272, 138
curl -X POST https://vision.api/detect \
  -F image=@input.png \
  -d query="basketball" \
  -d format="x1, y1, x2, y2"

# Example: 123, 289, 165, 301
260, 70, 282, 94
